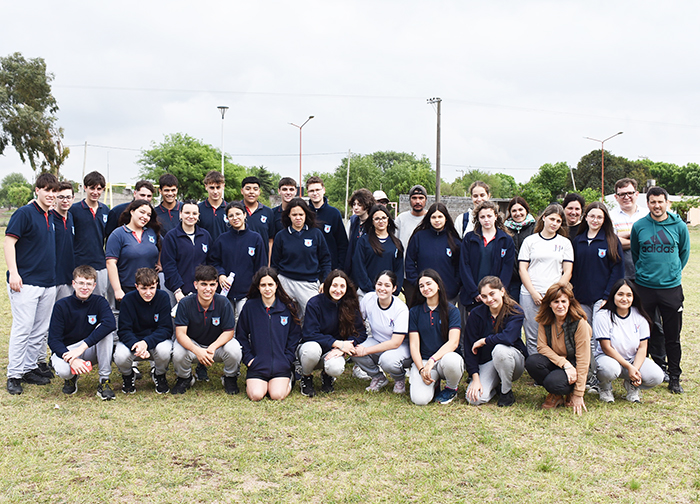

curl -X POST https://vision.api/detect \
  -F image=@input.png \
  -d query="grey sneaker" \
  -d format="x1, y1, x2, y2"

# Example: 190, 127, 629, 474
598, 387, 615, 403
623, 380, 641, 403
366, 374, 389, 392
97, 379, 116, 401
352, 364, 371, 381
393, 379, 406, 394
586, 375, 600, 395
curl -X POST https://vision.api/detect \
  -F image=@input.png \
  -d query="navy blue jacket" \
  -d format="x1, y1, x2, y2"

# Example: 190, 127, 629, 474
117, 290, 173, 349
352, 233, 404, 293
344, 215, 365, 275
271, 226, 331, 282
571, 230, 624, 305
51, 210, 75, 286
48, 293, 116, 356
161, 224, 211, 295
459, 229, 515, 305
301, 294, 367, 352
244, 202, 275, 257
155, 201, 182, 236
463, 303, 527, 376
208, 227, 266, 300
105, 201, 129, 238
198, 199, 228, 242
309, 197, 349, 270
70, 199, 108, 270
5, 201, 56, 287
236, 297, 301, 377
272, 204, 285, 237
405, 228, 461, 300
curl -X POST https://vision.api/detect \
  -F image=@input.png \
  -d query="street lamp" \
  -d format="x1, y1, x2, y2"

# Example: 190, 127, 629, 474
289, 116, 314, 196
584, 131, 623, 201
217, 106, 229, 174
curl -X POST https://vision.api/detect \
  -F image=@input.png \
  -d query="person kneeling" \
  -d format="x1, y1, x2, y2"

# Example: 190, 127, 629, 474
171, 265, 242, 395
114, 268, 174, 394
48, 265, 117, 400
236, 267, 301, 401
465, 276, 527, 407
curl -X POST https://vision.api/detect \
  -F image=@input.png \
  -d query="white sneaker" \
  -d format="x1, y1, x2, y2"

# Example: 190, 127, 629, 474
599, 388, 615, 403
366, 374, 389, 392
624, 380, 641, 403
352, 364, 371, 381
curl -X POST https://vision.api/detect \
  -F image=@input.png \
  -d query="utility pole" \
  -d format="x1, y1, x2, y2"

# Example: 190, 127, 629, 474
427, 97, 442, 201
218, 106, 229, 174
584, 131, 623, 201
82, 141, 88, 185
344, 149, 351, 221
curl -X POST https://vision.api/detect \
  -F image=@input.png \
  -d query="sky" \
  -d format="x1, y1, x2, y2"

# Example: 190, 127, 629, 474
2, 1, 700, 190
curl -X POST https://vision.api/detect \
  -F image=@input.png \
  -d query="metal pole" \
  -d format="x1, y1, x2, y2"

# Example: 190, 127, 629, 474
82, 140, 88, 185
289, 116, 314, 196
584, 132, 622, 201
344, 149, 351, 221
427, 98, 442, 201
218, 106, 229, 174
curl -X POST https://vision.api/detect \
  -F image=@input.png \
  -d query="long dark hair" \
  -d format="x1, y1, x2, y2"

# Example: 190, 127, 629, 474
322, 270, 360, 340
576, 201, 621, 263
533, 203, 568, 237
119, 199, 162, 250
247, 267, 300, 326
411, 202, 460, 252
535, 283, 587, 326
477, 276, 521, 333
472, 201, 509, 236
363, 204, 402, 256
412, 269, 451, 342
599, 278, 651, 327
282, 197, 316, 229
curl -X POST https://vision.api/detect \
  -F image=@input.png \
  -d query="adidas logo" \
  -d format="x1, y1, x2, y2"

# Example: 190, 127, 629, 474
641, 229, 675, 254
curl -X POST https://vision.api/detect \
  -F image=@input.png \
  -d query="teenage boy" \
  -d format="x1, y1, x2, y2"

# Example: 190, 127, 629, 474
70, 171, 110, 297
5, 173, 59, 395
171, 265, 242, 395
155, 173, 182, 236
631, 186, 690, 394
48, 265, 117, 400
272, 177, 298, 236
198, 170, 227, 241
114, 268, 173, 394
52, 181, 76, 301
306, 176, 349, 270
240, 176, 275, 262
611, 178, 648, 279
105, 180, 155, 238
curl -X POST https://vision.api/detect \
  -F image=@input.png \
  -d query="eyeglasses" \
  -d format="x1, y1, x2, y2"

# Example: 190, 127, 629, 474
616, 191, 636, 199
74, 281, 95, 288
56, 195, 74, 201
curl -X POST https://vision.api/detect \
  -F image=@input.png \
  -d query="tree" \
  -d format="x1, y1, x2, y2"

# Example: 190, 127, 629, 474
530, 162, 571, 202
138, 133, 248, 201
671, 197, 700, 221
0, 52, 68, 174
456, 169, 518, 199
573, 150, 634, 196
7, 184, 31, 208
0, 172, 31, 208
516, 182, 550, 216
248, 165, 279, 206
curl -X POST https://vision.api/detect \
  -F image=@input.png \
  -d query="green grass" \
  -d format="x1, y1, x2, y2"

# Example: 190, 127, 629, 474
1, 229, 700, 503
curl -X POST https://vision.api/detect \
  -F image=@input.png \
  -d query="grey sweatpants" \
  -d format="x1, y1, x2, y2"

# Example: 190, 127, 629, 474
172, 339, 242, 379
51, 334, 114, 381
114, 339, 173, 376
466, 344, 525, 405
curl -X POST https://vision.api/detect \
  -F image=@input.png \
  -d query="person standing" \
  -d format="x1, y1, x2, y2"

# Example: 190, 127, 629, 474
504, 197, 536, 302
345, 189, 376, 276
395, 184, 428, 302
630, 187, 689, 394
154, 173, 182, 236
240, 176, 275, 264
454, 181, 490, 239
611, 178, 648, 280
272, 177, 298, 236
198, 170, 228, 242
562, 193, 585, 242
51, 181, 76, 301
5, 173, 59, 394
105, 180, 155, 238
306, 176, 349, 271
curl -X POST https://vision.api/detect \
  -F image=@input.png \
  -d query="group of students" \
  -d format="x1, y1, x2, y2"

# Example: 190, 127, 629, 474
4, 170, 690, 411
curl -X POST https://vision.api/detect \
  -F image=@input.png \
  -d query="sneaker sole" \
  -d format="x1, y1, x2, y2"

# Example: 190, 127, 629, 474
97, 391, 115, 401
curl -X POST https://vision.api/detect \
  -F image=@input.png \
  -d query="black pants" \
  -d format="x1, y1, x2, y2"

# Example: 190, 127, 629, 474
634, 283, 684, 379
525, 353, 575, 396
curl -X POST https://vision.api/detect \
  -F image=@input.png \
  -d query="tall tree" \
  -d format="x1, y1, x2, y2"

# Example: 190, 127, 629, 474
530, 162, 571, 202
0, 52, 68, 174
573, 149, 633, 196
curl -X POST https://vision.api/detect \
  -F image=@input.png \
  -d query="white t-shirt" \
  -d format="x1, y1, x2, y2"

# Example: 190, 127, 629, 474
395, 211, 425, 255
518, 233, 574, 294
594, 306, 650, 361
359, 292, 409, 344
454, 210, 475, 239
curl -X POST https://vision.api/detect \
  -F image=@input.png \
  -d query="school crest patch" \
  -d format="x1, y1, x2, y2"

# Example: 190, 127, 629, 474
103, 214, 108, 223
248, 246, 256, 256
223, 214, 228, 222
260, 216, 267, 223
154, 314, 160, 322
212, 317, 220, 326
88, 315, 97, 325
148, 235, 155, 244
280, 316, 288, 326
202, 244, 208, 253
324, 224, 331, 233
598, 248, 607, 258
304, 239, 312, 247
501, 248, 507, 258
446, 248, 452, 257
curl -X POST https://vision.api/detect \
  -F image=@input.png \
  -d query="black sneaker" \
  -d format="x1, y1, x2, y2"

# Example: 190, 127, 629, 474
151, 368, 169, 394
669, 377, 684, 394
22, 369, 51, 385
222, 376, 239, 395
62, 376, 78, 395
121, 372, 136, 394
300, 375, 315, 397
36, 362, 54, 379
97, 379, 116, 401
497, 389, 516, 407
7, 378, 23, 395
171, 376, 195, 395
132, 362, 142, 380
195, 364, 210, 382
321, 371, 335, 394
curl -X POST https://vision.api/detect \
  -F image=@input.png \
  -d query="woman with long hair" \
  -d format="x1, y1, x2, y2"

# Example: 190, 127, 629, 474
464, 276, 527, 407
594, 279, 664, 403
161, 199, 212, 303
271, 197, 331, 320
504, 196, 536, 302
524, 283, 592, 415
352, 204, 404, 295
106, 199, 162, 304
236, 267, 301, 401
298, 270, 367, 397
455, 180, 491, 238
352, 270, 410, 393
459, 201, 515, 314
518, 204, 574, 355
408, 269, 464, 405
405, 202, 461, 304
